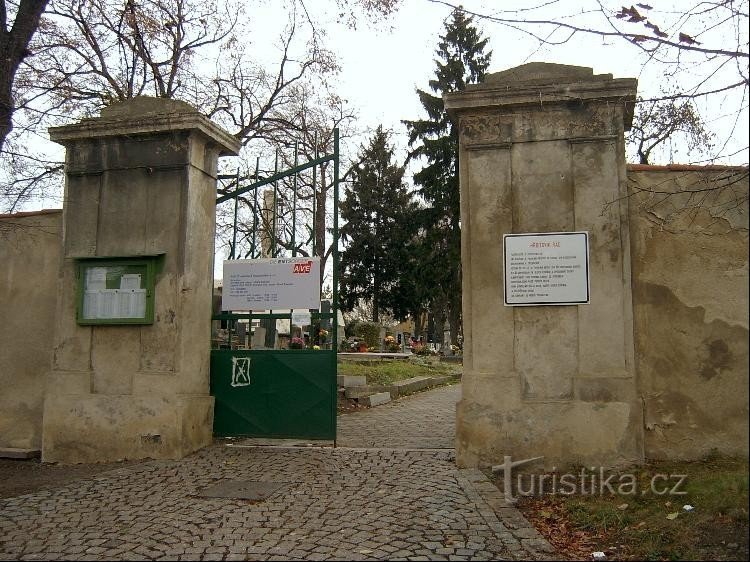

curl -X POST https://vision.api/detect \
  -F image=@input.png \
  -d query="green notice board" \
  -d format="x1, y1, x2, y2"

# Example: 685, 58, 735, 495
76, 258, 156, 325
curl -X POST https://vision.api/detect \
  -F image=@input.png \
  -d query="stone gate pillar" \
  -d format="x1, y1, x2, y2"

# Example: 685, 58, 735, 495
45, 97, 239, 463
445, 63, 643, 469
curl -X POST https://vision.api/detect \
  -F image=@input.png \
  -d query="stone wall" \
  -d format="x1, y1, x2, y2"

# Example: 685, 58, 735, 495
446, 63, 643, 470
0, 210, 62, 452
40, 97, 239, 463
628, 165, 749, 459
447, 62, 749, 470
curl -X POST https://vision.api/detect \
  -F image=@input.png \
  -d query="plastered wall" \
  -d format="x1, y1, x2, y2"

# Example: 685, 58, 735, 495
0, 210, 62, 451
628, 165, 749, 459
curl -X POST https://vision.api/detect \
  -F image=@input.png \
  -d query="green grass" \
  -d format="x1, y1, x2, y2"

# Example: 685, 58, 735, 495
337, 357, 461, 386
520, 455, 749, 560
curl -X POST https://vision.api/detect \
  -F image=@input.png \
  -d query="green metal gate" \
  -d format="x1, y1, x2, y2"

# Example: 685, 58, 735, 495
210, 130, 340, 441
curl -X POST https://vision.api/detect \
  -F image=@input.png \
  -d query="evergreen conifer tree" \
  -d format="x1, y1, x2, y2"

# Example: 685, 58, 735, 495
402, 8, 491, 345
339, 126, 417, 323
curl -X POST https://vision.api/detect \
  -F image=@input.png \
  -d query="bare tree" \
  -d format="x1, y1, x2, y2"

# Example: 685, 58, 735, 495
365, 0, 748, 162
629, 95, 714, 164
1, 0, 337, 211
366, 0, 748, 228
0, 0, 49, 154
216, 82, 360, 284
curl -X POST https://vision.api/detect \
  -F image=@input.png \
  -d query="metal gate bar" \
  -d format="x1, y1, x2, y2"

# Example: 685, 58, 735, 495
210, 130, 339, 440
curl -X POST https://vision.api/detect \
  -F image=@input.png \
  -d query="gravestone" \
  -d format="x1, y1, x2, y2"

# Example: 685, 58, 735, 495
235, 322, 247, 348
251, 326, 267, 350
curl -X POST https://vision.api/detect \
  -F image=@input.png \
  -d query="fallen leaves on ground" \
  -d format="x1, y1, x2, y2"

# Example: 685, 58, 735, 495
518, 496, 613, 560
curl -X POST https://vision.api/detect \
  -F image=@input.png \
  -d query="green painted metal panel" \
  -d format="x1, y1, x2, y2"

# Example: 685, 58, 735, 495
210, 349, 337, 440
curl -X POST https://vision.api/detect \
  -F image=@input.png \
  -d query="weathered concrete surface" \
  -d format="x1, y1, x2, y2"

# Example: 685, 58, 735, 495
0, 449, 41, 460
337, 374, 367, 387
0, 210, 62, 451
41, 395, 214, 463
446, 63, 642, 470
41, 97, 239, 463
628, 165, 749, 459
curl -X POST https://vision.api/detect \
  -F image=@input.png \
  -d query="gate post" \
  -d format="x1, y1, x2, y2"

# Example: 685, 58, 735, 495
445, 63, 642, 469
44, 97, 239, 463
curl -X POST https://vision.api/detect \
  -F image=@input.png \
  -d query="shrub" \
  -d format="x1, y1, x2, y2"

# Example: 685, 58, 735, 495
353, 321, 382, 349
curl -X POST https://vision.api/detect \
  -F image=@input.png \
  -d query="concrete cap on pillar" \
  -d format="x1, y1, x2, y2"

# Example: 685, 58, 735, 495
445, 62, 638, 129
49, 96, 241, 156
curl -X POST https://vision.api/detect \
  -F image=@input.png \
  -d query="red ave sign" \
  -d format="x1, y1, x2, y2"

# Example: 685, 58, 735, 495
293, 260, 313, 274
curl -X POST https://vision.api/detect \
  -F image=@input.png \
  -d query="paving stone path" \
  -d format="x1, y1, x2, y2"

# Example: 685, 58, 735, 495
0, 385, 555, 561
336, 383, 460, 449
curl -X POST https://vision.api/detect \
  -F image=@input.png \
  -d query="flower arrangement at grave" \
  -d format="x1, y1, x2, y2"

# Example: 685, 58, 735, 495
411, 342, 436, 356
384, 335, 400, 353
289, 336, 305, 349
318, 329, 328, 344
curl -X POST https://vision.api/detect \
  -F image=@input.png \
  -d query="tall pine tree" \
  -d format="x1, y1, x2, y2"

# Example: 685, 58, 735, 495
339, 127, 417, 323
402, 8, 491, 345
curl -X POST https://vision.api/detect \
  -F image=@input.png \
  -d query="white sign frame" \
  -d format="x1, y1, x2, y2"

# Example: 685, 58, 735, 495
222, 257, 321, 311
503, 232, 590, 306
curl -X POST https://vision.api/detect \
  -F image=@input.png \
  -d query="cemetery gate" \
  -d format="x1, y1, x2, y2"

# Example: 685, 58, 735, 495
209, 130, 340, 441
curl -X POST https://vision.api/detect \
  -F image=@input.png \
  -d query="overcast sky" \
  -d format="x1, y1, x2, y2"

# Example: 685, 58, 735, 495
303, 0, 748, 166
19, 0, 746, 282
213, 0, 746, 281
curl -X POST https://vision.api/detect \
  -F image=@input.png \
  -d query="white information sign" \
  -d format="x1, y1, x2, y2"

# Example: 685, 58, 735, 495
291, 310, 312, 326
503, 232, 590, 306
222, 257, 321, 311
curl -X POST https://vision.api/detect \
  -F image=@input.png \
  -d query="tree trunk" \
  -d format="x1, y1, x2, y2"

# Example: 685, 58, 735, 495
448, 296, 461, 346
0, 0, 50, 153
432, 305, 446, 351
412, 309, 424, 339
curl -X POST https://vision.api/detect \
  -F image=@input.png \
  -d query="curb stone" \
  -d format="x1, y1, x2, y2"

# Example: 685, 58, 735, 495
456, 468, 557, 560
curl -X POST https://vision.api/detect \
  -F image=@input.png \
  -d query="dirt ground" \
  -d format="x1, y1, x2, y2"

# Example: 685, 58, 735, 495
0, 457, 141, 500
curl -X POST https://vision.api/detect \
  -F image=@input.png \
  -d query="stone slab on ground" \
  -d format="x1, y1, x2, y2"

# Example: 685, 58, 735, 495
440, 355, 463, 364
391, 376, 434, 395
344, 377, 456, 401
338, 352, 411, 362
361, 392, 391, 407
0, 448, 40, 459
227, 438, 333, 448
337, 374, 367, 387
344, 385, 392, 400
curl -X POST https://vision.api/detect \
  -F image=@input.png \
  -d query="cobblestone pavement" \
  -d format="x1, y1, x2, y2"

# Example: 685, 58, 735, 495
336, 383, 459, 449
0, 385, 555, 561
